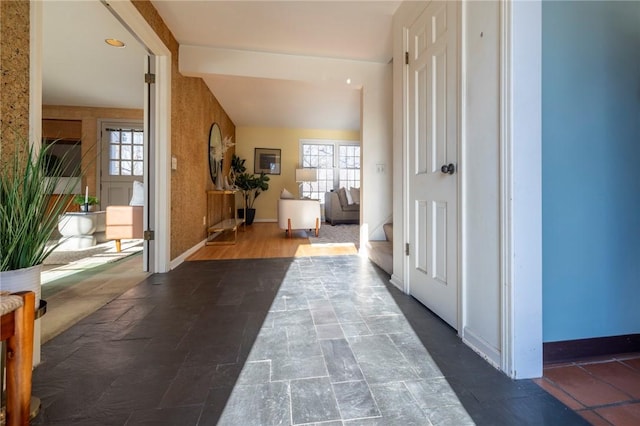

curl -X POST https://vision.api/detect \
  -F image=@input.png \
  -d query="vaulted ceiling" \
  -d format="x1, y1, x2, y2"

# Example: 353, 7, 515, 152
42, 1, 400, 131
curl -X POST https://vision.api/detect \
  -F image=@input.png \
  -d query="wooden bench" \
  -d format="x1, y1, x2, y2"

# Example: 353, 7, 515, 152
1, 291, 35, 426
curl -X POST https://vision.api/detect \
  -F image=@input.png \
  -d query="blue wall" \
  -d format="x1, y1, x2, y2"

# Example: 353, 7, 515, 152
543, 1, 640, 342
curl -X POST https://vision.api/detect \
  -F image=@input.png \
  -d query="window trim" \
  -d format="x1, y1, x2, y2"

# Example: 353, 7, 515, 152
299, 139, 361, 198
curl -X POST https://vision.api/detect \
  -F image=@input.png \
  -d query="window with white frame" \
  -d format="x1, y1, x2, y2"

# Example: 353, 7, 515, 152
107, 127, 144, 177
299, 140, 360, 199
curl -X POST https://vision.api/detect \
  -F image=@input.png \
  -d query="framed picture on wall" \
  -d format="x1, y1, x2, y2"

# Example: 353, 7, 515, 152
254, 148, 281, 175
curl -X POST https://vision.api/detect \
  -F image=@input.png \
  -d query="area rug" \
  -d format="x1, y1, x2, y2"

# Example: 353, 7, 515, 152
43, 239, 143, 266
308, 223, 359, 248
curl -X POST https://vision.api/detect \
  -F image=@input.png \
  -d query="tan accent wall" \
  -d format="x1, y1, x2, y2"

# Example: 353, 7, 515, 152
42, 105, 143, 208
0, 0, 30, 163
236, 127, 360, 221
132, 0, 235, 260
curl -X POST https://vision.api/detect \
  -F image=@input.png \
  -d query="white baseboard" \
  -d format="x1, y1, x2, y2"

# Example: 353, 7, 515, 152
462, 326, 501, 370
390, 274, 403, 291
169, 238, 206, 270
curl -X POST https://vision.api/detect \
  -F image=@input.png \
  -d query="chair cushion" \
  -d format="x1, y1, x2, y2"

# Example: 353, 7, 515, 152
280, 188, 295, 199
345, 187, 354, 205
337, 187, 349, 208
383, 223, 393, 242
129, 181, 144, 206
350, 187, 360, 204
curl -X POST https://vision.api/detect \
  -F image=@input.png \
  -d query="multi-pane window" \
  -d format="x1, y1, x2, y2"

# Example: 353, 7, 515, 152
107, 127, 144, 176
301, 144, 334, 200
300, 140, 360, 199
339, 145, 360, 190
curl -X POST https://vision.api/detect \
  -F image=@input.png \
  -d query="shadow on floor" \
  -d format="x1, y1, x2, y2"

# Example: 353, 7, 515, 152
32, 256, 588, 425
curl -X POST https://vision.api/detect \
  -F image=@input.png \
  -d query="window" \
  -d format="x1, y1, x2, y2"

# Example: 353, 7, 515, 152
299, 140, 360, 199
339, 144, 360, 190
107, 127, 144, 176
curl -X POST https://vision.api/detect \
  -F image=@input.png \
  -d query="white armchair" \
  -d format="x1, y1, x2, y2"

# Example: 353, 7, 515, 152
278, 199, 321, 237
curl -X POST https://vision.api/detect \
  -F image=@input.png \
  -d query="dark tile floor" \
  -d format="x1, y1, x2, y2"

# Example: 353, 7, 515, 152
32, 256, 588, 425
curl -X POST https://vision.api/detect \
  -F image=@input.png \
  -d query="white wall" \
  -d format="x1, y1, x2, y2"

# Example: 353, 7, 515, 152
361, 66, 393, 241
460, 0, 502, 367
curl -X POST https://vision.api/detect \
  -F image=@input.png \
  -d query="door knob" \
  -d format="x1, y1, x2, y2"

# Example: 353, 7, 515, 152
441, 163, 455, 175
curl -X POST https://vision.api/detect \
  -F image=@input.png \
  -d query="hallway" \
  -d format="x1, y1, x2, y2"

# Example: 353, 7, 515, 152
31, 255, 585, 425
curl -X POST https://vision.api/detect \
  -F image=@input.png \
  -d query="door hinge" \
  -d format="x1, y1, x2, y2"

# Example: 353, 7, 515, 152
405, 243, 410, 256
144, 73, 156, 84
144, 230, 155, 241
405, 51, 409, 65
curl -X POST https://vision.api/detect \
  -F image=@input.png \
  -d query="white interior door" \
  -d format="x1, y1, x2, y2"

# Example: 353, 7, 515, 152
100, 121, 144, 207
407, 1, 459, 329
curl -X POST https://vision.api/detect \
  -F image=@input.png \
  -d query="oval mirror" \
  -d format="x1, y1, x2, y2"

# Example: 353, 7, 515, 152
209, 122, 222, 184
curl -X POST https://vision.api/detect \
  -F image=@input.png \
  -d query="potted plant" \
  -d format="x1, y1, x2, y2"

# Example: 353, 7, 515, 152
1, 139, 81, 364
72, 194, 99, 212
229, 154, 246, 187
234, 171, 270, 225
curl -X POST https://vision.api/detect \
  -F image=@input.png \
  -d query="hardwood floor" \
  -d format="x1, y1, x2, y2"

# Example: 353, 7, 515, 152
187, 222, 358, 261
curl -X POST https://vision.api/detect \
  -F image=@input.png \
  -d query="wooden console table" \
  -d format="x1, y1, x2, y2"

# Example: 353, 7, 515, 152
206, 190, 245, 245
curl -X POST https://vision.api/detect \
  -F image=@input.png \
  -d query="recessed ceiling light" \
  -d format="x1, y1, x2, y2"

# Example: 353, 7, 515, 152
346, 78, 352, 85
105, 38, 126, 48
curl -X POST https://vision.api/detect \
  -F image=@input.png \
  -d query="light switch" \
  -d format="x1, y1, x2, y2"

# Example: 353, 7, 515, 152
171, 156, 177, 170
376, 163, 385, 173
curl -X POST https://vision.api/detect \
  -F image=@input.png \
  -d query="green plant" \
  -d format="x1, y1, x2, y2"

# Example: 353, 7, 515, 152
73, 194, 99, 205
0, 140, 80, 271
229, 154, 246, 186
235, 171, 270, 209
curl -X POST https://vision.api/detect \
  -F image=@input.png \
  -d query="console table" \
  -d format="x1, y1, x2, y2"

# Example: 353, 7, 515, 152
206, 190, 245, 245
57, 211, 107, 250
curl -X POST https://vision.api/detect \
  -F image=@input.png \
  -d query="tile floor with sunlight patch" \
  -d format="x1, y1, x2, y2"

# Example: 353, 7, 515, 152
32, 256, 586, 425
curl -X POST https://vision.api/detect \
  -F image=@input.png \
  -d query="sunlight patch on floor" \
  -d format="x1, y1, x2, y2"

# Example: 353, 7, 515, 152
217, 258, 474, 425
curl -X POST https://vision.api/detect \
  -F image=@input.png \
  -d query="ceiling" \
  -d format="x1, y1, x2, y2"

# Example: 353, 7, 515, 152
42, 1, 400, 131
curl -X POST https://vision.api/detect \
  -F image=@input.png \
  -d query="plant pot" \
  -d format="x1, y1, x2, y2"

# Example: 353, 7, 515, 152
79, 204, 96, 212
238, 208, 256, 225
0, 264, 42, 306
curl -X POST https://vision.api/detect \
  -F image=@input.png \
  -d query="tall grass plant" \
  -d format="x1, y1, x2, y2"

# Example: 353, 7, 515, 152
0, 141, 80, 271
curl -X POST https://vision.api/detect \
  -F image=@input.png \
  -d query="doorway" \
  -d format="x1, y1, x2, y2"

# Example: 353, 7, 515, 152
100, 121, 145, 207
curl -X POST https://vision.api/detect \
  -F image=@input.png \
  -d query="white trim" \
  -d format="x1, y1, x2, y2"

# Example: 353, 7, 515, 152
463, 327, 501, 369
106, 1, 172, 273
500, 0, 543, 379
170, 239, 206, 270
401, 23, 411, 296
29, 1, 44, 367
500, 0, 514, 378
29, 0, 43, 149
454, 1, 463, 336
389, 274, 403, 291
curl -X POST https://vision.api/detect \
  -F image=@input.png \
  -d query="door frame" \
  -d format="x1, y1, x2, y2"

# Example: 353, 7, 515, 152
99, 1, 172, 273
30, 0, 171, 273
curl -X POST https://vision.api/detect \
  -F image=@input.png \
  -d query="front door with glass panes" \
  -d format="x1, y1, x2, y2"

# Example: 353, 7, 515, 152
299, 140, 360, 200
100, 122, 144, 207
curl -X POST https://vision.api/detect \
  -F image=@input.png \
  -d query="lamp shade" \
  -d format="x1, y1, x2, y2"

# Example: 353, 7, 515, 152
295, 168, 317, 182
